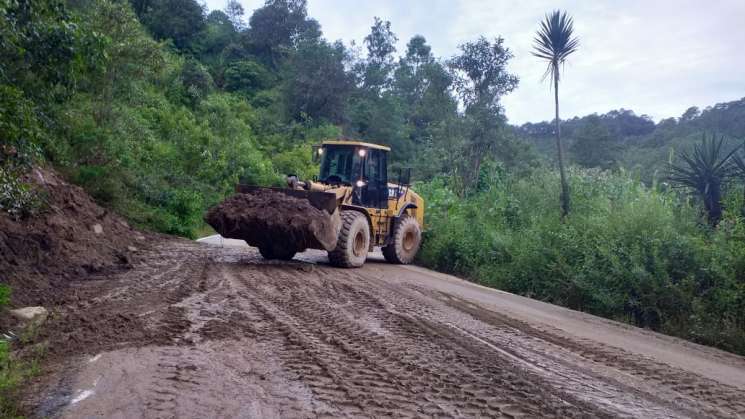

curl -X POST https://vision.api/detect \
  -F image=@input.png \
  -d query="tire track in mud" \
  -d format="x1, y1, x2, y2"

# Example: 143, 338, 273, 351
422, 288, 745, 418
338, 274, 691, 418
223, 263, 611, 417
406, 287, 745, 417
219, 257, 742, 418
373, 277, 744, 418
33, 243, 745, 418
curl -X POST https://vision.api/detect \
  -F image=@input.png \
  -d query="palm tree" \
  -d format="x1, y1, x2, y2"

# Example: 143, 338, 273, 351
533, 10, 579, 219
668, 135, 740, 226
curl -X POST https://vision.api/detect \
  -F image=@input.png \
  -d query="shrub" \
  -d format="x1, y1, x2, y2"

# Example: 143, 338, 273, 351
418, 166, 745, 354
0, 168, 40, 219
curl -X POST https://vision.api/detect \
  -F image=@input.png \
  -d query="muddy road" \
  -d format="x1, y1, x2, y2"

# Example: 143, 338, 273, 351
28, 239, 745, 418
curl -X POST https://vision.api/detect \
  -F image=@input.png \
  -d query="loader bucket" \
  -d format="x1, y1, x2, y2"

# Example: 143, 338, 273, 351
235, 184, 338, 215
205, 186, 341, 254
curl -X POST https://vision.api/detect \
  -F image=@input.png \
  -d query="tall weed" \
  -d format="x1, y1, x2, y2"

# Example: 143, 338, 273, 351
418, 166, 745, 354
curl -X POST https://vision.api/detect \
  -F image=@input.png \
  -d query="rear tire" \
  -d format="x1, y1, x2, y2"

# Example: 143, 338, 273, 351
328, 211, 370, 268
258, 243, 296, 260
382, 215, 421, 264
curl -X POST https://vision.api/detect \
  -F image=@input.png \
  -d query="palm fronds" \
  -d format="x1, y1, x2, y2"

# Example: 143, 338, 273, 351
668, 134, 741, 225
532, 10, 579, 84
731, 148, 745, 177
668, 135, 739, 189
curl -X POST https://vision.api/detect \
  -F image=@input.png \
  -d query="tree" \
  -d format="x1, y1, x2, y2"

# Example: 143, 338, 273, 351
533, 10, 579, 218
600, 109, 655, 137
680, 106, 701, 123
140, 0, 205, 49
394, 35, 434, 104
282, 39, 352, 124
181, 58, 214, 105
224, 0, 245, 30
359, 17, 398, 93
668, 135, 740, 226
393, 36, 456, 146
347, 18, 408, 160
191, 10, 239, 67
449, 36, 518, 187
223, 60, 272, 96
246, 0, 320, 68
570, 114, 619, 169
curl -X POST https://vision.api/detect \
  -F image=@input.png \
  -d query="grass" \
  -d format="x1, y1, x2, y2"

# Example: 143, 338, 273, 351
0, 285, 46, 418
194, 222, 217, 239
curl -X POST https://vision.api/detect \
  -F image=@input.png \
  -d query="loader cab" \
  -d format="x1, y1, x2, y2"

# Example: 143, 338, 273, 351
318, 141, 389, 209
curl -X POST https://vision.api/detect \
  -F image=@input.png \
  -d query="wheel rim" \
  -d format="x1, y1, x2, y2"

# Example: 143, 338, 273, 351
353, 230, 367, 257
403, 229, 417, 252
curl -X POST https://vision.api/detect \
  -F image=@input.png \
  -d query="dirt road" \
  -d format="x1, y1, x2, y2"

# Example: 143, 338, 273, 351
29, 238, 745, 418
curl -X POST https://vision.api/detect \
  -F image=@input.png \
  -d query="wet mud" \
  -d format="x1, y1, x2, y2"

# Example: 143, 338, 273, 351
26, 242, 745, 418
204, 190, 338, 253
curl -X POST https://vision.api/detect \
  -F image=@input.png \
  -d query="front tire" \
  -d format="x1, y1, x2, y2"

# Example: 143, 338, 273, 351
328, 211, 370, 268
258, 243, 296, 260
382, 215, 421, 264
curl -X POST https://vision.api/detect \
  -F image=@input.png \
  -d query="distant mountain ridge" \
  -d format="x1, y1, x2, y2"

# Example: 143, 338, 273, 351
514, 97, 745, 143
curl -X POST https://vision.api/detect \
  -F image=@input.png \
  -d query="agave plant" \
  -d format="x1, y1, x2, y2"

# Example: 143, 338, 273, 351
668, 134, 740, 226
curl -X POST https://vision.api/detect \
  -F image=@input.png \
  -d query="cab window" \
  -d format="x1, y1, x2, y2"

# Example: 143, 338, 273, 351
319, 145, 361, 184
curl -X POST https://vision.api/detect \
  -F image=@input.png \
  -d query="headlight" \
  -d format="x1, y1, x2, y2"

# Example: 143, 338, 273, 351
317, 148, 324, 155
355, 179, 366, 188
358, 148, 367, 157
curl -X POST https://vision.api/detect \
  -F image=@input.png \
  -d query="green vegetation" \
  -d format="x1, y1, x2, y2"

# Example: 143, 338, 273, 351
418, 165, 745, 354
1, 285, 22, 418
668, 135, 740, 226
1, 0, 744, 355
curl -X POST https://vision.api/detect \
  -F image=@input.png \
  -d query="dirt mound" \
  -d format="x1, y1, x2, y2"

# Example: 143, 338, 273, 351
0, 167, 151, 307
204, 190, 339, 253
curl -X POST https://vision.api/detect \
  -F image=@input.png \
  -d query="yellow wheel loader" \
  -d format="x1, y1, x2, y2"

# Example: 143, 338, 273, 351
230, 140, 424, 268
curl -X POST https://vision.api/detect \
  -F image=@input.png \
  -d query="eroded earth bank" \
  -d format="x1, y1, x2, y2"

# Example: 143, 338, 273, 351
24, 240, 745, 418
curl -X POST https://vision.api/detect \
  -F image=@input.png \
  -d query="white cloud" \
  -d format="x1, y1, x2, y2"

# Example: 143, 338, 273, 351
203, 0, 745, 124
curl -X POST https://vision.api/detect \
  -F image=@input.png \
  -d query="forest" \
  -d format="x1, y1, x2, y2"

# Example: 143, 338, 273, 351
1, 0, 744, 357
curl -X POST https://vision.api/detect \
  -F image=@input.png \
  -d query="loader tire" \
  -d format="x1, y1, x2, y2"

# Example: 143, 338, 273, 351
258, 243, 296, 261
382, 215, 421, 264
328, 211, 370, 268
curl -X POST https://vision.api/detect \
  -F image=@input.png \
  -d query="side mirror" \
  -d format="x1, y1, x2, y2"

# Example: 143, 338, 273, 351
311, 144, 323, 163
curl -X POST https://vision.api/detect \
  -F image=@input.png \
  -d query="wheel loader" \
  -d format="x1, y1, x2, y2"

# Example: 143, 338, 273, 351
227, 140, 424, 268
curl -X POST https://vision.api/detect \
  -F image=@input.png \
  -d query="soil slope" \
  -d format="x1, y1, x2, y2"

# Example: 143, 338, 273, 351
0, 168, 150, 307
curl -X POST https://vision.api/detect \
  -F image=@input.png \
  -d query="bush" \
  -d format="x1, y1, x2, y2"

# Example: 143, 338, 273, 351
418, 166, 745, 354
223, 60, 273, 96
0, 168, 40, 219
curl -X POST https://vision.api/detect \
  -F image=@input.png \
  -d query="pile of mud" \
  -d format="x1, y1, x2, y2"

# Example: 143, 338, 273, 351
0, 168, 150, 307
205, 190, 339, 253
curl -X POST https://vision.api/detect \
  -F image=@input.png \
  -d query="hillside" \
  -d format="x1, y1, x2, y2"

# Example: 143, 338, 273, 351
514, 98, 745, 181
0, 168, 151, 307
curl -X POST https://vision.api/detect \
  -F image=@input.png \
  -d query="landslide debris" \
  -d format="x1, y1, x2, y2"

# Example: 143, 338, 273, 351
0, 167, 150, 308
204, 190, 338, 252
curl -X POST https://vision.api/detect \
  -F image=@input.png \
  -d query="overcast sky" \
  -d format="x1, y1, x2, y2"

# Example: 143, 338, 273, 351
203, 0, 745, 125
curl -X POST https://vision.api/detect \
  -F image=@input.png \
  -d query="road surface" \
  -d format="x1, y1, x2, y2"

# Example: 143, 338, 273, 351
30, 237, 745, 418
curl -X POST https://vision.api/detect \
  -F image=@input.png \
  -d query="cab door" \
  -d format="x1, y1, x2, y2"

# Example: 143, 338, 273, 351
361, 149, 388, 208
